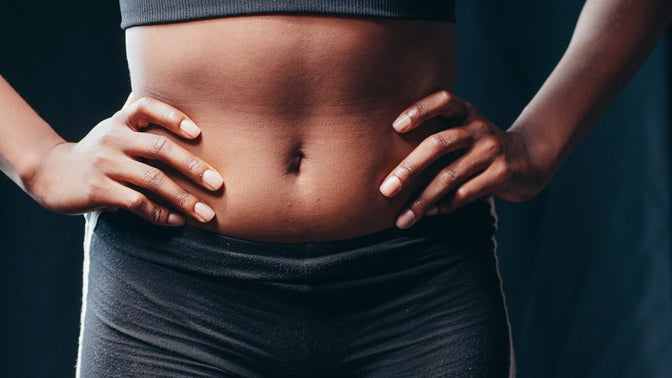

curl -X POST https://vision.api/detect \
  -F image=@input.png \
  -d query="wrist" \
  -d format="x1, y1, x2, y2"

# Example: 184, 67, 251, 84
505, 124, 561, 189
20, 139, 69, 201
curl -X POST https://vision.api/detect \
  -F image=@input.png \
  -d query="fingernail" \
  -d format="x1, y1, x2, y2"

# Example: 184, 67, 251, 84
167, 212, 185, 226
194, 202, 215, 222
392, 114, 411, 132
425, 206, 439, 216
379, 176, 402, 197
396, 209, 416, 229
180, 119, 201, 138
203, 170, 224, 190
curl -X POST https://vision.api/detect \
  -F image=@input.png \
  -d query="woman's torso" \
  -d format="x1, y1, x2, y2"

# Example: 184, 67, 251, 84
125, 15, 457, 242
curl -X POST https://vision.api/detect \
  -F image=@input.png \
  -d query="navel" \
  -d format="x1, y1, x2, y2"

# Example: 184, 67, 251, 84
286, 147, 304, 175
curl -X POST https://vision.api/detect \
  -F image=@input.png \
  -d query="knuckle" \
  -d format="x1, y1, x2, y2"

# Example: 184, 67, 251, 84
84, 181, 102, 201
151, 135, 170, 156
427, 132, 452, 153
150, 206, 167, 224
436, 90, 453, 105
408, 103, 428, 122
405, 105, 419, 121
143, 167, 165, 187
186, 157, 203, 176
455, 186, 471, 201
134, 96, 154, 113
481, 136, 503, 155
126, 193, 146, 211
493, 162, 512, 184
438, 167, 458, 187
416, 102, 429, 118
99, 128, 125, 146
175, 191, 193, 208
165, 109, 179, 123
412, 197, 427, 211
98, 131, 116, 145
90, 150, 109, 167
471, 120, 492, 136
395, 161, 414, 179
451, 128, 470, 143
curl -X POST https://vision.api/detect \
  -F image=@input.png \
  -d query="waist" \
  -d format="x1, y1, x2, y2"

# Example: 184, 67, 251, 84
92, 197, 496, 283
144, 111, 451, 242
125, 15, 458, 242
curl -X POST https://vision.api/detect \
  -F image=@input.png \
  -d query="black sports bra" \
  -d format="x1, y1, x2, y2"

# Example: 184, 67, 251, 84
119, 0, 456, 29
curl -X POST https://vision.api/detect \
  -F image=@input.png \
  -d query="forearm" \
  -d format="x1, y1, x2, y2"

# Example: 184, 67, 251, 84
0, 75, 65, 191
509, 0, 672, 181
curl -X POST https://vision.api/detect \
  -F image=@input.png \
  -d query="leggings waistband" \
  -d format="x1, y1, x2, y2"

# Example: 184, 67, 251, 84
92, 197, 496, 285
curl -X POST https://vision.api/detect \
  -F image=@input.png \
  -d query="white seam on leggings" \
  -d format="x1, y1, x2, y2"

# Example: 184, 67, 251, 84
75, 210, 101, 378
487, 196, 516, 378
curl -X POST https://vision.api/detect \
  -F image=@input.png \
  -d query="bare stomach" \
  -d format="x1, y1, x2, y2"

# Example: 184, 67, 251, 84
125, 15, 457, 242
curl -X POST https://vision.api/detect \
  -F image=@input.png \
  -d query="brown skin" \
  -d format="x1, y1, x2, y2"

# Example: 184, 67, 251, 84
6, 91, 223, 225
123, 16, 457, 241
1, 0, 670, 241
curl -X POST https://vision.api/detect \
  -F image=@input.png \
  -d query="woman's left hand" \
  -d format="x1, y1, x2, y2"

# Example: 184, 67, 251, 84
379, 90, 548, 229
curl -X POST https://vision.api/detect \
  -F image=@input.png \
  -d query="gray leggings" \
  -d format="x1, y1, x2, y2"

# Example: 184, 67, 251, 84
77, 197, 512, 377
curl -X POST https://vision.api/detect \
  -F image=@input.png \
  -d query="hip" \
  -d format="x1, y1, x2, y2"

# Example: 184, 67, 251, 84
90, 196, 497, 283
79, 197, 510, 376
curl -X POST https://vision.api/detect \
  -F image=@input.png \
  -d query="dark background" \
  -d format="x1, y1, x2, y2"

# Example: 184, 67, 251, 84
1, 1, 670, 377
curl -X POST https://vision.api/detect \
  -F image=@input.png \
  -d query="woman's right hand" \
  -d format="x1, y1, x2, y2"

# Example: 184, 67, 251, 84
26, 95, 223, 226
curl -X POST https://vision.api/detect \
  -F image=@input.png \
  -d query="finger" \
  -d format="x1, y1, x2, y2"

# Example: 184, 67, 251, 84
105, 183, 187, 226
123, 132, 224, 191
392, 90, 468, 133
433, 162, 509, 214
379, 127, 473, 197
110, 159, 216, 223
123, 96, 202, 139
394, 149, 491, 229
417, 126, 502, 207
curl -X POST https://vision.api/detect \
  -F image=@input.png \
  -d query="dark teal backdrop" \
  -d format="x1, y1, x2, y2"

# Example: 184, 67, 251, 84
455, 1, 672, 377
1, 2, 670, 377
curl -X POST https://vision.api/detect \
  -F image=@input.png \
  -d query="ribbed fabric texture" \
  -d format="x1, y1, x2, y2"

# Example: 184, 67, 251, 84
119, 0, 456, 29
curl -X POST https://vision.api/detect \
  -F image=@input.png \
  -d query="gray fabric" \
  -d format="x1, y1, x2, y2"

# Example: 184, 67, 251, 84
118, 0, 456, 29
78, 199, 510, 377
